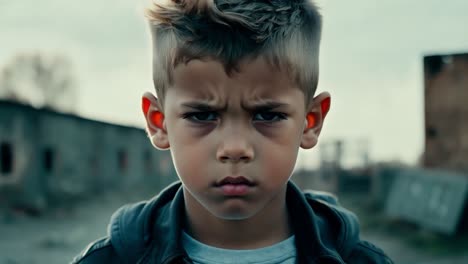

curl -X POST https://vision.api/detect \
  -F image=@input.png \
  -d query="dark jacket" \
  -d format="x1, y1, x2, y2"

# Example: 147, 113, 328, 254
72, 181, 393, 264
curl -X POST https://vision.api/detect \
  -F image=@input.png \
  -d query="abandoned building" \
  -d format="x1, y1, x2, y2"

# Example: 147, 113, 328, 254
293, 52, 468, 235
0, 100, 177, 212
384, 52, 468, 235
292, 139, 372, 195
423, 52, 468, 173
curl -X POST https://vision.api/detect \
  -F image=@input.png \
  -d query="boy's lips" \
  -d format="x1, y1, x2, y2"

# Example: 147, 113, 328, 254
215, 176, 256, 196
215, 176, 255, 187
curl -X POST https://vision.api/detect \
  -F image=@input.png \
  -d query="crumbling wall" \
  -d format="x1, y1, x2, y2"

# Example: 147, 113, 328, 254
0, 100, 177, 212
424, 53, 468, 173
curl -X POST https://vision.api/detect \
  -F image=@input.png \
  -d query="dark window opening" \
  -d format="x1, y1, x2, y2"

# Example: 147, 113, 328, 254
426, 126, 438, 139
1, 143, 13, 175
44, 148, 54, 173
118, 149, 128, 172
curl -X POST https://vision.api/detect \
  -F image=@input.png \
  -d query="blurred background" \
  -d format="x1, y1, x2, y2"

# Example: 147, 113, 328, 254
1, 0, 467, 263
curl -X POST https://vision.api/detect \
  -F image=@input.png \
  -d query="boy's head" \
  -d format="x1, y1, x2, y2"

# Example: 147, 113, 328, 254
145, 0, 322, 107
142, 0, 330, 222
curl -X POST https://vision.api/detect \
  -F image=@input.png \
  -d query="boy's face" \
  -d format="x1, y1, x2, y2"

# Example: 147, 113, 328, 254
143, 57, 329, 221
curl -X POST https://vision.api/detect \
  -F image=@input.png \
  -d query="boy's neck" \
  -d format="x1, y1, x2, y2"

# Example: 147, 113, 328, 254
182, 190, 292, 250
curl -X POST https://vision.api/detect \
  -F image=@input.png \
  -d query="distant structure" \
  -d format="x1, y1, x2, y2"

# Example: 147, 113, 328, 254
293, 139, 372, 194
423, 53, 468, 173
0, 100, 177, 212
382, 52, 468, 235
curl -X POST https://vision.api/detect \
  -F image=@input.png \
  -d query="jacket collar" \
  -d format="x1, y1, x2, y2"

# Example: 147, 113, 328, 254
138, 181, 344, 264
286, 182, 344, 263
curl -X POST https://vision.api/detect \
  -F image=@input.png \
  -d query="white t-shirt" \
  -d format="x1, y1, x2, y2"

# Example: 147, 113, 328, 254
182, 231, 297, 264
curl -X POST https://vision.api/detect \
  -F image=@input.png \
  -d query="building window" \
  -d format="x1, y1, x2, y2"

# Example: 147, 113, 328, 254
44, 148, 54, 173
118, 149, 128, 172
426, 126, 438, 139
1, 142, 13, 175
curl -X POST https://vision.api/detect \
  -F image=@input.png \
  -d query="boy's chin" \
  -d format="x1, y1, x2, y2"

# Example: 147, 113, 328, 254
208, 206, 259, 221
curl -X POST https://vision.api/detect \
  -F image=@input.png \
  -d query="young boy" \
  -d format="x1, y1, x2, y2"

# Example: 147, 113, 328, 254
73, 0, 392, 263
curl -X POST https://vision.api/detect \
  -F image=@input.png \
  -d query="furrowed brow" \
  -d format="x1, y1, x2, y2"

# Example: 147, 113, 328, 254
181, 102, 225, 111
246, 101, 288, 111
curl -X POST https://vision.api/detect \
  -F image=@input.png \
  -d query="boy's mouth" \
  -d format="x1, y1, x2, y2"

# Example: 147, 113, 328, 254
215, 176, 256, 196
215, 176, 255, 187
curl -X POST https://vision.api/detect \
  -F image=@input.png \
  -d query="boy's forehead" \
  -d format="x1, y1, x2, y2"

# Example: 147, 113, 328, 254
170, 57, 302, 101
174, 57, 285, 81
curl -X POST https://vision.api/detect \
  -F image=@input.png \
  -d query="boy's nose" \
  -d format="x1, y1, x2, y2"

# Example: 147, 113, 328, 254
216, 133, 254, 163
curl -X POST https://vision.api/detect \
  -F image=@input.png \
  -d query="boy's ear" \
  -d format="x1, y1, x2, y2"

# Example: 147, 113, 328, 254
142, 92, 170, 150
300, 92, 331, 149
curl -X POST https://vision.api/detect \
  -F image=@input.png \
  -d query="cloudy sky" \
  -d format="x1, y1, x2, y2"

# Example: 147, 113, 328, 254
1, 0, 467, 168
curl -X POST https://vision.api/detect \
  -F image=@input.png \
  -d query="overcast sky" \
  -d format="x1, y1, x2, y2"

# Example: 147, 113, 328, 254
1, 0, 467, 169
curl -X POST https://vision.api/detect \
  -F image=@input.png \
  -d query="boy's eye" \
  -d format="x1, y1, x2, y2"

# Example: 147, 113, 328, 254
182, 111, 286, 123
253, 112, 287, 122
183, 112, 218, 122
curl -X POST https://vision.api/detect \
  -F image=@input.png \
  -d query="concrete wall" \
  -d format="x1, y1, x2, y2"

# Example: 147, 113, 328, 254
424, 53, 468, 173
0, 102, 45, 210
0, 100, 177, 211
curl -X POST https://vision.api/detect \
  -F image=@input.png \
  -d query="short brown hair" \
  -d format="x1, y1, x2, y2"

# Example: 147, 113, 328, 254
145, 0, 322, 106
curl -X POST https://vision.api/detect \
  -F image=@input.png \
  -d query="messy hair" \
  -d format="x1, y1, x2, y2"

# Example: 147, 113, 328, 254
145, 0, 322, 105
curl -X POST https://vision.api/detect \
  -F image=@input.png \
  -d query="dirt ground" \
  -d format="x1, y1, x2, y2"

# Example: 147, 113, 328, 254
1, 187, 467, 264
0, 189, 150, 264
340, 192, 468, 264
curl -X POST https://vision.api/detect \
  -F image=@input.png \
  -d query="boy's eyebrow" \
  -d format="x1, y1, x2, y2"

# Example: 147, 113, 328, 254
180, 101, 289, 111
181, 102, 226, 111
248, 101, 288, 110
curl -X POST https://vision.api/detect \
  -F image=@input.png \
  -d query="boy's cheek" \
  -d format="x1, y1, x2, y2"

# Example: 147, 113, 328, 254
168, 129, 214, 147
261, 142, 298, 166
171, 141, 211, 163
